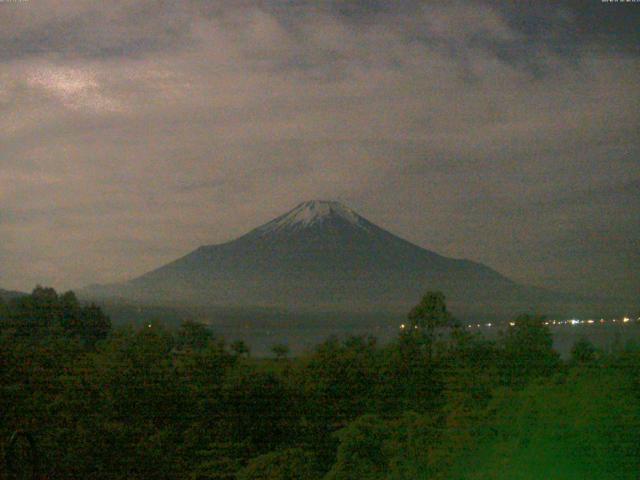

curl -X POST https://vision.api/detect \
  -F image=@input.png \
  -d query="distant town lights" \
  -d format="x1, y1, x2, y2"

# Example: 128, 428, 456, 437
447, 316, 637, 331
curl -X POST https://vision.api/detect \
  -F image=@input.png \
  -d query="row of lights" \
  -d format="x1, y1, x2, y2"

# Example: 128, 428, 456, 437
466, 316, 638, 329
399, 317, 639, 330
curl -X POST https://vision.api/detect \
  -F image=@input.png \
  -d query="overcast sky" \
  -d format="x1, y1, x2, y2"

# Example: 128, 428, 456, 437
1, 0, 638, 300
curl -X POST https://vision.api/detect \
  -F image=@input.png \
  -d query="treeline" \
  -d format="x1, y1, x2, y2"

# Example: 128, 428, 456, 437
1, 288, 639, 479
0, 286, 110, 346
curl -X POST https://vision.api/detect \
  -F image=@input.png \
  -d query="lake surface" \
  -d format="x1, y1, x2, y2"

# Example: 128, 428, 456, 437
102, 302, 640, 358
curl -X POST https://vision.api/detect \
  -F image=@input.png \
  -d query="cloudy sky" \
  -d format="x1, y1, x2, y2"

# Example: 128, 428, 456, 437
1, 0, 638, 300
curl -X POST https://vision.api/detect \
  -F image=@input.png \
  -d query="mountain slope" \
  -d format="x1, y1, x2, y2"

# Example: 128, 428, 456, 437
0, 288, 26, 302
82, 201, 584, 316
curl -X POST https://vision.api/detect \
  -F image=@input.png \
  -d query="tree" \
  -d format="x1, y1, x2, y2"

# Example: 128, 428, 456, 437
0, 297, 9, 333
325, 412, 453, 480
221, 367, 295, 453
5, 287, 110, 344
498, 314, 559, 387
62, 324, 187, 479
59, 290, 81, 327
300, 336, 379, 427
448, 369, 640, 479
324, 414, 390, 480
231, 340, 250, 357
176, 320, 213, 350
12, 286, 60, 335
0, 296, 8, 318
406, 291, 453, 359
237, 448, 320, 480
439, 329, 499, 432
271, 343, 290, 360
571, 337, 597, 364
190, 441, 249, 480
76, 303, 111, 346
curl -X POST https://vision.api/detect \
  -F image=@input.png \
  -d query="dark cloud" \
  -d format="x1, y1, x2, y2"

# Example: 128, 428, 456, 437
0, 1, 638, 300
0, 1, 193, 61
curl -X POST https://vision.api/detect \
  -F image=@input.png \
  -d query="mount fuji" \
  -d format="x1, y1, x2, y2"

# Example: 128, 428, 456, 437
82, 200, 584, 318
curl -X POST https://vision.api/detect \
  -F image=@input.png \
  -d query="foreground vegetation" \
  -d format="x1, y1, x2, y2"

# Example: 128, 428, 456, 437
1, 288, 639, 479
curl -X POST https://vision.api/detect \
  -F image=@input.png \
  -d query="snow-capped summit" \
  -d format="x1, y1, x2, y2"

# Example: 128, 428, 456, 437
252, 200, 370, 236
